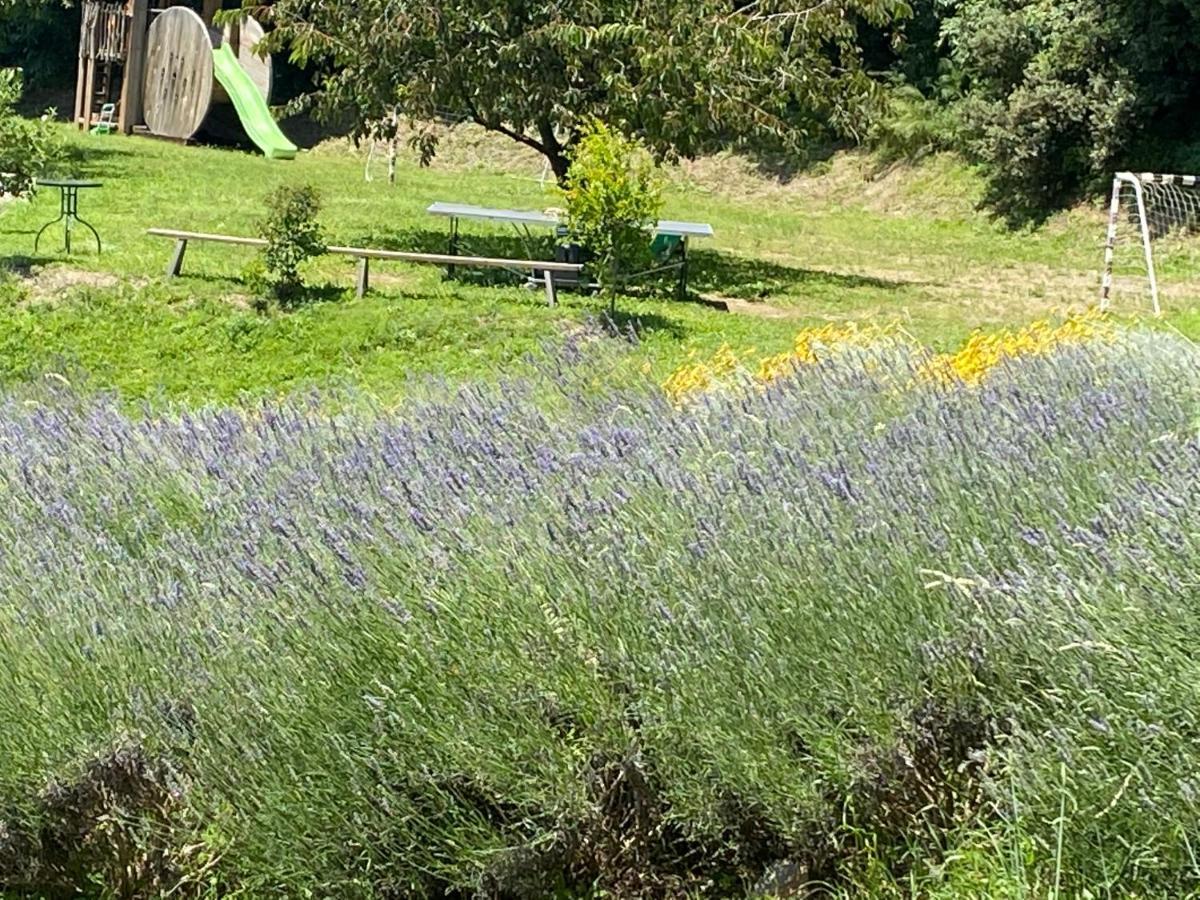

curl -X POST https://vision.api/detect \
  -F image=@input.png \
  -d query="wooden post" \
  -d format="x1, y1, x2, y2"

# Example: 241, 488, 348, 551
75, 47, 88, 125
81, 59, 98, 130
167, 239, 188, 276
201, 0, 221, 25
120, 0, 150, 134
75, 1, 93, 127
543, 270, 557, 307
356, 257, 370, 298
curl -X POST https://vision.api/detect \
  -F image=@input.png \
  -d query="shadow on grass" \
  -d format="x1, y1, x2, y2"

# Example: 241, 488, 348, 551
0, 255, 64, 275
339, 226, 914, 312
685, 249, 916, 301
736, 140, 843, 183
603, 308, 689, 341
276, 283, 350, 309
348, 226, 561, 289
55, 142, 139, 180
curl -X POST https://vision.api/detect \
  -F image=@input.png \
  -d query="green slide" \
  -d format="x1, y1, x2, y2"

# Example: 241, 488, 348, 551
211, 44, 298, 160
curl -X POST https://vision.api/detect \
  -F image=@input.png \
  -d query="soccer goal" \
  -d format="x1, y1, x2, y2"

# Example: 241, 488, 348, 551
1101, 172, 1200, 315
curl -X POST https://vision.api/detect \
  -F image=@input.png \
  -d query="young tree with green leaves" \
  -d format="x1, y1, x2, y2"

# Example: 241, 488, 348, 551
241, 0, 907, 181
561, 120, 663, 305
254, 184, 327, 305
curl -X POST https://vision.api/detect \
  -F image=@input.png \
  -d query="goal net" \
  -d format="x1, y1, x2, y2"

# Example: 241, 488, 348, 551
1101, 172, 1200, 315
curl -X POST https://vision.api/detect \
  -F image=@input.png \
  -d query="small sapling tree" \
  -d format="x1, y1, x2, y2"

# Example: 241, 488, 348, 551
562, 121, 663, 308
254, 184, 327, 306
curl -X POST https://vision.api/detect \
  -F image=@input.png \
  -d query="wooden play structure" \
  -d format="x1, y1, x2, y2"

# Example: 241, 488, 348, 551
75, 0, 296, 158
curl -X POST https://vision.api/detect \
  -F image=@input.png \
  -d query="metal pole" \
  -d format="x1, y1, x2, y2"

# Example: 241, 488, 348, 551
1130, 176, 1162, 316
1100, 176, 1122, 310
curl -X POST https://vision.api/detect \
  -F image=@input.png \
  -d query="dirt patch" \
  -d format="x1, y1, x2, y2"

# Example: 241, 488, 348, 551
6, 264, 120, 302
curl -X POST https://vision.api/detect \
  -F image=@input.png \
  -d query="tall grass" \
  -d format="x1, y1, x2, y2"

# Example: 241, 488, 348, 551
1, 326, 1199, 897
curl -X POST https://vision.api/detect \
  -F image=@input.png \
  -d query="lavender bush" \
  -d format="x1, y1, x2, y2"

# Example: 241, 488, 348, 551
1, 328, 1199, 897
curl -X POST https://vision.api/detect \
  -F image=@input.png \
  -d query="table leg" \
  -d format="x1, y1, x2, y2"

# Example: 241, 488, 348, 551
446, 216, 459, 277
66, 187, 100, 254
73, 213, 102, 255
517, 223, 536, 261
34, 187, 101, 255
677, 237, 689, 300
64, 187, 76, 255
33, 188, 67, 255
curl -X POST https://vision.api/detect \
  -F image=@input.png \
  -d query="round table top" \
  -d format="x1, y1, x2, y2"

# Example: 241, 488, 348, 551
36, 178, 102, 188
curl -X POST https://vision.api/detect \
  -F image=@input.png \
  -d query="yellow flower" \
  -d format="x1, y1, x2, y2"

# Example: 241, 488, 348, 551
661, 313, 1111, 403
919, 311, 1112, 386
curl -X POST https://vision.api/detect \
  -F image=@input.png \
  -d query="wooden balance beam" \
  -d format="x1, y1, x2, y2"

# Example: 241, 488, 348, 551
147, 228, 586, 306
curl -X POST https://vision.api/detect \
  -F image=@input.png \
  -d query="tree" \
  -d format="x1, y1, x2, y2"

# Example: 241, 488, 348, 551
561, 120, 663, 304
254, 184, 327, 305
939, 0, 1200, 224
241, 0, 908, 181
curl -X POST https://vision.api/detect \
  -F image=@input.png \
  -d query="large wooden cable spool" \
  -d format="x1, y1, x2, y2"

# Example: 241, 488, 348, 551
142, 8, 275, 142
143, 7, 215, 140
227, 15, 272, 102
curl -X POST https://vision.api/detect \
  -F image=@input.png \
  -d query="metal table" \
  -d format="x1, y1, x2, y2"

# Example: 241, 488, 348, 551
34, 178, 103, 255
426, 202, 714, 298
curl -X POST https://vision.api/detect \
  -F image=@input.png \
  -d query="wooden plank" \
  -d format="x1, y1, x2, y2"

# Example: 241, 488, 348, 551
147, 230, 586, 277
74, 60, 88, 126
148, 228, 267, 247
326, 244, 583, 272
81, 57, 97, 130
74, 9, 89, 129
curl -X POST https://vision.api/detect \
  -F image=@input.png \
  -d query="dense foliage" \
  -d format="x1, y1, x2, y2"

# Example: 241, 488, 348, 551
241, 0, 907, 180
562, 121, 663, 300
1, 325, 1200, 896
0, 1, 77, 88
873, 0, 1200, 222
0, 68, 61, 198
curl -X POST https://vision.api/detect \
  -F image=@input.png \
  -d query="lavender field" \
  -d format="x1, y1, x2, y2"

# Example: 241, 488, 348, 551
1, 326, 1199, 898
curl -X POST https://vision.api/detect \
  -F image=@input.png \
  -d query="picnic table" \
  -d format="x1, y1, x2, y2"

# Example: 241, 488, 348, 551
34, 178, 103, 255
426, 202, 714, 298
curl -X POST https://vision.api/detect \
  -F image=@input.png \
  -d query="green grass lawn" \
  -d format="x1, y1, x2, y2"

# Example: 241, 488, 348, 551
0, 125, 1195, 405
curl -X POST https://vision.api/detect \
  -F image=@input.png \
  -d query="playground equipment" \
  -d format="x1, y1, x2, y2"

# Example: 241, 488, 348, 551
75, 0, 296, 159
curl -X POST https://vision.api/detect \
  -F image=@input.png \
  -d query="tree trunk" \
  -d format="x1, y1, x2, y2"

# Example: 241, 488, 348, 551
537, 118, 571, 184
547, 150, 570, 184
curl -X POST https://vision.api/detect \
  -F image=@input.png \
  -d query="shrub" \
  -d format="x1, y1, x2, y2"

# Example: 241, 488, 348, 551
0, 68, 61, 199
939, 0, 1137, 225
255, 184, 326, 305
868, 83, 961, 165
562, 121, 663, 305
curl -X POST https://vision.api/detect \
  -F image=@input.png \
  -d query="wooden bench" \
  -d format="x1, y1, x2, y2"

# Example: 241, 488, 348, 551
146, 228, 586, 306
